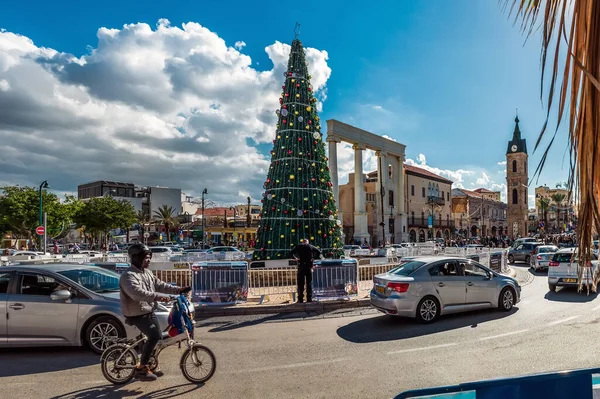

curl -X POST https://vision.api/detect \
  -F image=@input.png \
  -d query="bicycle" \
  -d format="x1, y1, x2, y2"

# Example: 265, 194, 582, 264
100, 292, 216, 384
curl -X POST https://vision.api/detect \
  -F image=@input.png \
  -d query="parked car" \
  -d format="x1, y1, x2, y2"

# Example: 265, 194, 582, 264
530, 245, 559, 271
508, 242, 544, 264
0, 264, 172, 353
548, 248, 599, 292
205, 246, 245, 260
509, 237, 537, 250
370, 256, 521, 323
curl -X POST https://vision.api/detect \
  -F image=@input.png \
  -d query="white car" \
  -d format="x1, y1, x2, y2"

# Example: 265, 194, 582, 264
548, 248, 599, 292
530, 245, 559, 271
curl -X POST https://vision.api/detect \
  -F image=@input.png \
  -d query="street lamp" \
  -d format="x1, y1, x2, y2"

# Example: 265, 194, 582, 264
389, 204, 395, 244
247, 196, 251, 228
229, 206, 237, 245
38, 180, 49, 250
201, 188, 208, 248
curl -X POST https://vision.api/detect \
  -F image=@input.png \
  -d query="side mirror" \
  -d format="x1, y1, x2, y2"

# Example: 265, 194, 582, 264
486, 272, 493, 280
51, 289, 72, 301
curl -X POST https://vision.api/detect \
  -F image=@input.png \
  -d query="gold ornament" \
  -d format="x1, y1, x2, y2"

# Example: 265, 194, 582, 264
291, 229, 296, 233
289, 174, 295, 180
280, 235, 285, 238
306, 106, 311, 111
290, 122, 294, 126
296, 94, 300, 98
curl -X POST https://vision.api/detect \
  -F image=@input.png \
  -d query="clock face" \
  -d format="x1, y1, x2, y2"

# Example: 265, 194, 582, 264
511, 145, 518, 152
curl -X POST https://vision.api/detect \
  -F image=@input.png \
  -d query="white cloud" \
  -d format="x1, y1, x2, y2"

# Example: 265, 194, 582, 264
405, 153, 475, 189
528, 194, 536, 209
497, 161, 507, 166
0, 20, 332, 203
475, 172, 490, 186
0, 79, 10, 91
234, 41, 246, 50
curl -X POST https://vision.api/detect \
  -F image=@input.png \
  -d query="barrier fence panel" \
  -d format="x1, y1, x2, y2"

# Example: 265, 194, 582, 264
248, 262, 297, 304
489, 252, 503, 273
358, 263, 399, 291
191, 261, 248, 305
312, 259, 358, 300
153, 269, 192, 287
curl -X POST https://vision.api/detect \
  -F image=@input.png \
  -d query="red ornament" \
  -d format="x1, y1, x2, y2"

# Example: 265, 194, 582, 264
298, 137, 302, 141
296, 83, 300, 88
288, 72, 293, 76
284, 210, 288, 214
272, 140, 276, 144
308, 120, 312, 125
311, 178, 316, 182
329, 211, 333, 215
303, 210, 307, 214
323, 234, 327, 238
324, 200, 329, 204
285, 93, 289, 97
282, 85, 285, 89
308, 87, 312, 92
283, 119, 287, 124
288, 150, 292, 155
314, 141, 317, 145
302, 183, 307, 187
279, 98, 283, 104
271, 206, 276, 211
283, 105, 287, 109
307, 153, 311, 156
261, 248, 265, 251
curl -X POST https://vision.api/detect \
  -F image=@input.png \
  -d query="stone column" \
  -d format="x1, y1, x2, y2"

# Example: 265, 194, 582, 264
327, 137, 341, 212
397, 155, 407, 242
376, 150, 388, 245
353, 144, 369, 245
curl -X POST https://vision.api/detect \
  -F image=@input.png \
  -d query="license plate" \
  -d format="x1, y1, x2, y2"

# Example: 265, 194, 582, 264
376, 286, 385, 294
563, 278, 577, 283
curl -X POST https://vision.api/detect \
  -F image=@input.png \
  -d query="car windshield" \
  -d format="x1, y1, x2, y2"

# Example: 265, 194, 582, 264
387, 261, 425, 276
58, 268, 121, 293
539, 246, 559, 253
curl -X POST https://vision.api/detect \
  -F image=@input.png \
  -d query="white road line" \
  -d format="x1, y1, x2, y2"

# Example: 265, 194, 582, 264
387, 343, 457, 355
548, 315, 580, 326
230, 357, 351, 373
479, 329, 529, 341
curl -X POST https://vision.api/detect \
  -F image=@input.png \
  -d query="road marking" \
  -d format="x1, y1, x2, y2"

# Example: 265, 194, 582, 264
479, 329, 529, 341
548, 315, 580, 326
387, 343, 457, 355
230, 357, 351, 373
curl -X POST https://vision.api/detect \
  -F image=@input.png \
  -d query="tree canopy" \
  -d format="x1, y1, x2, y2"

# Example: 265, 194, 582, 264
73, 197, 137, 241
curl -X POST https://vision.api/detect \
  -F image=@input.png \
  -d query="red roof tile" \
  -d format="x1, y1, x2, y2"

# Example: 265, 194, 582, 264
403, 164, 454, 185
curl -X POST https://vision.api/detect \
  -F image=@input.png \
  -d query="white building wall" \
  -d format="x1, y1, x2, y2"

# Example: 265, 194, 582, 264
150, 187, 182, 217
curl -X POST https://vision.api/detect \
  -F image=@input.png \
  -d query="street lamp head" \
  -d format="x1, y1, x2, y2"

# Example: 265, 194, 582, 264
202, 188, 208, 195
40, 181, 49, 189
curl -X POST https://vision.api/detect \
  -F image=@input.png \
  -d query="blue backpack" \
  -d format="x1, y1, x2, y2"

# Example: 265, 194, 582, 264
167, 295, 194, 337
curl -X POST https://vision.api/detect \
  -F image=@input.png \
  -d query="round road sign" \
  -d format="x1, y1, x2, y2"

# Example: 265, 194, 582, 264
35, 226, 45, 235
144, 232, 150, 238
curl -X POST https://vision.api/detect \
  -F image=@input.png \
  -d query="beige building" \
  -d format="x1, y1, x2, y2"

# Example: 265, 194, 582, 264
473, 188, 501, 202
535, 185, 574, 232
405, 164, 454, 242
451, 188, 508, 238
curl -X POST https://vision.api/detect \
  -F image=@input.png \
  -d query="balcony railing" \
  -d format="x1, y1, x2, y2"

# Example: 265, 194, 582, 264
427, 196, 445, 206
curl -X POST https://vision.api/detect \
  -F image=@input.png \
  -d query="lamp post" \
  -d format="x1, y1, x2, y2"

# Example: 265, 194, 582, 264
390, 204, 395, 244
201, 188, 208, 248
246, 196, 251, 228
38, 181, 49, 250
229, 206, 237, 245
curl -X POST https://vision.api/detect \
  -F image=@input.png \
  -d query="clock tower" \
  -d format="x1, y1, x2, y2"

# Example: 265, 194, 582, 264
506, 115, 529, 239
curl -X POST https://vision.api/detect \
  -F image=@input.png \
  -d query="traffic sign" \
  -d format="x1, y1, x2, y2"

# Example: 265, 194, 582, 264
427, 215, 433, 229
35, 226, 45, 236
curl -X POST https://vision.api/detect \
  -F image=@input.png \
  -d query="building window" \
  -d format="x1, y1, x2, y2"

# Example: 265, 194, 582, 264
512, 188, 518, 204
422, 187, 426, 197
421, 212, 425, 225
512, 160, 517, 173
388, 164, 393, 180
366, 193, 376, 202
411, 211, 415, 225
447, 191, 450, 201
388, 190, 394, 206
441, 190, 444, 199
411, 185, 415, 196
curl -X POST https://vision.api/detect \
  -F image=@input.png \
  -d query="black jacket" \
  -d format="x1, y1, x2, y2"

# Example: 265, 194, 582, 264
290, 243, 321, 266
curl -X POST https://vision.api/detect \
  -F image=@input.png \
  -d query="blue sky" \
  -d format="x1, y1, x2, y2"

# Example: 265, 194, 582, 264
0, 0, 571, 207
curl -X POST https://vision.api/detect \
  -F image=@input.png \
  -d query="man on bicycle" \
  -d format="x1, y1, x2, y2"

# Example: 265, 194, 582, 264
120, 243, 190, 381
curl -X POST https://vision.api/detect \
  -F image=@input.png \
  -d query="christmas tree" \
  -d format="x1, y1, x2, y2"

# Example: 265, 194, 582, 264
252, 34, 343, 261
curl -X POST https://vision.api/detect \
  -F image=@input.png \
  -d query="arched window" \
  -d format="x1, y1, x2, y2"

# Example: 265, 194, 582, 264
512, 188, 518, 204
512, 160, 517, 173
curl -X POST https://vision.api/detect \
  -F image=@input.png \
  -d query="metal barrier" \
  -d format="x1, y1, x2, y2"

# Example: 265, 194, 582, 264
191, 261, 248, 305
248, 262, 297, 304
394, 367, 600, 399
358, 262, 399, 291
312, 259, 358, 300
153, 269, 192, 287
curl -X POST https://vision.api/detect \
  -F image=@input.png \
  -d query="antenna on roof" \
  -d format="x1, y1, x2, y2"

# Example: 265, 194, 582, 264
294, 22, 301, 39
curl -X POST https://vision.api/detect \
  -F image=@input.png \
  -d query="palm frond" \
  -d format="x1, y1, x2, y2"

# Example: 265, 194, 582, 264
503, 0, 600, 292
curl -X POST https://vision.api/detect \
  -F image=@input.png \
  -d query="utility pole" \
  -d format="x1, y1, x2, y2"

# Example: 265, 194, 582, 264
201, 188, 208, 248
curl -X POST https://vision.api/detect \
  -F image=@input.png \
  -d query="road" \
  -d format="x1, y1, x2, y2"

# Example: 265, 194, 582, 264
3, 264, 600, 399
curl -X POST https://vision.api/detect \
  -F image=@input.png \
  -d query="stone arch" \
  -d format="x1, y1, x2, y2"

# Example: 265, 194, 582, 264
444, 229, 450, 240
409, 229, 417, 242
436, 230, 442, 238
418, 229, 425, 242
471, 225, 478, 237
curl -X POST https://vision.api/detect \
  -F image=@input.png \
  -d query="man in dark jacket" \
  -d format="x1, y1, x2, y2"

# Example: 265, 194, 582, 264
120, 243, 190, 381
290, 239, 322, 303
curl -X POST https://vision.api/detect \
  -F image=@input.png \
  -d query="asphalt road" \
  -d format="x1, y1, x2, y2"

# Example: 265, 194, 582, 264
3, 264, 600, 399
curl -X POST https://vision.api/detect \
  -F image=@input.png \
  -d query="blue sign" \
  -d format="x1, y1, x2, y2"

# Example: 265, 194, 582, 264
427, 215, 433, 228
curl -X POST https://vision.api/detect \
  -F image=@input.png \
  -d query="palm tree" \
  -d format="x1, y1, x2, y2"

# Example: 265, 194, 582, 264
137, 210, 150, 241
538, 197, 550, 229
504, 1, 600, 283
551, 193, 566, 231
152, 205, 177, 242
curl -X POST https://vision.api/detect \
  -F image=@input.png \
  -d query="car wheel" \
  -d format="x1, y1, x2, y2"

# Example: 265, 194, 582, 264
508, 254, 514, 264
86, 316, 125, 354
416, 296, 439, 324
498, 287, 515, 311
548, 284, 557, 292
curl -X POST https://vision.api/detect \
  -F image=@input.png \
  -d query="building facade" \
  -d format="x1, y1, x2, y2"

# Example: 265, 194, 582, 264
77, 180, 142, 213
404, 165, 454, 242
534, 185, 575, 232
506, 115, 529, 238
451, 188, 508, 238
473, 188, 501, 202
137, 186, 182, 219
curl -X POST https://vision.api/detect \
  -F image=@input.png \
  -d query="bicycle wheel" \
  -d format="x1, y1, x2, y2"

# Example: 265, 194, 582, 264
101, 345, 138, 385
180, 344, 216, 384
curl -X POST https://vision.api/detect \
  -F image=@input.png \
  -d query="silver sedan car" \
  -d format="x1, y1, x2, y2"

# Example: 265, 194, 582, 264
370, 256, 521, 323
0, 264, 171, 353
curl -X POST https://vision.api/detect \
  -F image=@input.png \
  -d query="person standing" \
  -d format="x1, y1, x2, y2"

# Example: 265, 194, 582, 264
290, 239, 322, 303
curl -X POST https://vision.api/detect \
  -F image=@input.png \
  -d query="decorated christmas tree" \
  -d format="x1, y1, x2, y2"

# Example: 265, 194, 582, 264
253, 33, 344, 261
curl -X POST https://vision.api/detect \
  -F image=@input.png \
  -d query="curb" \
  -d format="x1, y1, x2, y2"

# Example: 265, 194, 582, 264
195, 297, 372, 317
